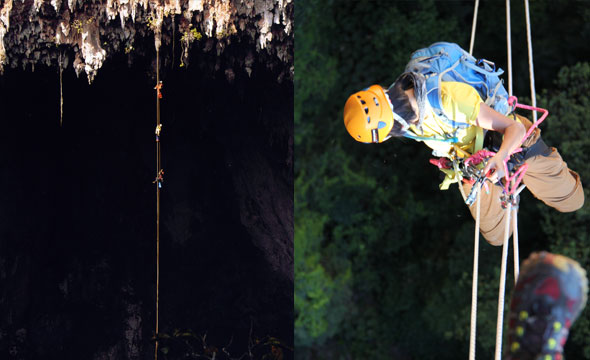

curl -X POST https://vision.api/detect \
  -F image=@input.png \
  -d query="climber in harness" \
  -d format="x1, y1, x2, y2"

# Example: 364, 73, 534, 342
343, 43, 584, 246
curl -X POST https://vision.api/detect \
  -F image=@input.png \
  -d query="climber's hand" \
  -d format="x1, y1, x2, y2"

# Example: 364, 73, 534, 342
482, 153, 506, 184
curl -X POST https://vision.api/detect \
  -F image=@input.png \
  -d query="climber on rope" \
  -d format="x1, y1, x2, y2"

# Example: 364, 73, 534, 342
153, 169, 164, 188
343, 42, 584, 246
154, 81, 163, 99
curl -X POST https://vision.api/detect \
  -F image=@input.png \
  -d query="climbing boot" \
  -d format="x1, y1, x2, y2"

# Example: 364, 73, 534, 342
505, 252, 588, 360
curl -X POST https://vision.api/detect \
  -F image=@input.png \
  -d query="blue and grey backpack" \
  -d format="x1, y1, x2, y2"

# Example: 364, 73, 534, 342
405, 42, 510, 129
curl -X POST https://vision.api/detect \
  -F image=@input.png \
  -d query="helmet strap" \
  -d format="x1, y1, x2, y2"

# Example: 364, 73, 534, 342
392, 111, 410, 132
371, 129, 379, 143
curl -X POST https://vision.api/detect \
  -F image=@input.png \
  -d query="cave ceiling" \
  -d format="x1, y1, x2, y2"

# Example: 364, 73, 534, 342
0, 0, 293, 82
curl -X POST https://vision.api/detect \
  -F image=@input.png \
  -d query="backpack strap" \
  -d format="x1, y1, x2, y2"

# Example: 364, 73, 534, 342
462, 60, 505, 77
417, 78, 471, 132
422, 58, 474, 130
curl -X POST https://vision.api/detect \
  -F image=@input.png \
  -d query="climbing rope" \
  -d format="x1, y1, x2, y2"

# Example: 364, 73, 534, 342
512, 185, 527, 282
493, 0, 519, 356
512, 206, 520, 283
505, 0, 513, 96
469, 190, 480, 360
467, 1, 543, 358
463, 101, 546, 360
468, 0, 479, 55
524, 0, 537, 122
468, 2, 481, 358
494, 198, 512, 360
171, 16, 176, 69
154, 48, 163, 360
59, 50, 63, 127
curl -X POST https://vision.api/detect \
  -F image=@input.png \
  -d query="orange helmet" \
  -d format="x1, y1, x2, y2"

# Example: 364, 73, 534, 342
344, 85, 395, 143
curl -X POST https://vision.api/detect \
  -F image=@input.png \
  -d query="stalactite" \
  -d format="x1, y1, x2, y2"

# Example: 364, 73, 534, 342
0, 0, 293, 82
0, 0, 13, 74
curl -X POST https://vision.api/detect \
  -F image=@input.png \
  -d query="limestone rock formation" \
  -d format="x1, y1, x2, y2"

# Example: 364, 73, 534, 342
0, 0, 293, 82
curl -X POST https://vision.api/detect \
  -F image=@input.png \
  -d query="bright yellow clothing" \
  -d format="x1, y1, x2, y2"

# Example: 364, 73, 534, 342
409, 81, 483, 157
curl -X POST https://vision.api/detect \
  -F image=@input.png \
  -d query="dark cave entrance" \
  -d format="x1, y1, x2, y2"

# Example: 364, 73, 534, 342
0, 53, 293, 359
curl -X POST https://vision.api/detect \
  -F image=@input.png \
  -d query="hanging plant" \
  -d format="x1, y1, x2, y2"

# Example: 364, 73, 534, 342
179, 24, 202, 68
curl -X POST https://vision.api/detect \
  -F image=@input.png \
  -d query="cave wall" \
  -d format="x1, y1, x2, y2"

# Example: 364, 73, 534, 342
0, 1, 293, 359
0, 54, 293, 360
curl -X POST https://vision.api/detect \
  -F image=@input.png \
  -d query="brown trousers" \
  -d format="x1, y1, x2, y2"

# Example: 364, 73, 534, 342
461, 115, 584, 246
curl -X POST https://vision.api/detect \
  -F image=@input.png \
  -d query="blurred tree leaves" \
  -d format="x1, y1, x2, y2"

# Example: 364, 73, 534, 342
296, 0, 590, 359
536, 62, 590, 359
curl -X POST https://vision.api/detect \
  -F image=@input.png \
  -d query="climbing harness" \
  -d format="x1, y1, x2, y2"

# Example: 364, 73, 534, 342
463, 152, 493, 206
428, 148, 492, 205
463, 96, 549, 207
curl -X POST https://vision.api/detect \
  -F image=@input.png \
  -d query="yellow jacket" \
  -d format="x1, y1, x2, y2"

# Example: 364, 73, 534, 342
411, 82, 485, 189
410, 81, 483, 157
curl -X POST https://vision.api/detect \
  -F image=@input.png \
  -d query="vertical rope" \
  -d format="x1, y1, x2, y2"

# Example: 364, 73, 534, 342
469, 0, 480, 55
506, 0, 513, 95
512, 207, 520, 283
495, 2, 514, 356
171, 16, 175, 69
524, 0, 537, 121
468, 3, 481, 356
469, 191, 481, 360
495, 202, 512, 360
155, 48, 161, 360
59, 51, 63, 127
512, 185, 526, 283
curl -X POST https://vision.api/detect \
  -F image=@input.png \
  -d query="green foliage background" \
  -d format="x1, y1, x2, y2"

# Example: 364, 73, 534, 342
295, 1, 590, 359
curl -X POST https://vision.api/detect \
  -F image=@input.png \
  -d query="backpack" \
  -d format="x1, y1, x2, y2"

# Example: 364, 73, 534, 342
405, 42, 510, 128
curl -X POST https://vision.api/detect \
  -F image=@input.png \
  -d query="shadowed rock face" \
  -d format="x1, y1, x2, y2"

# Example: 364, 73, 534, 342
0, 1, 293, 359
